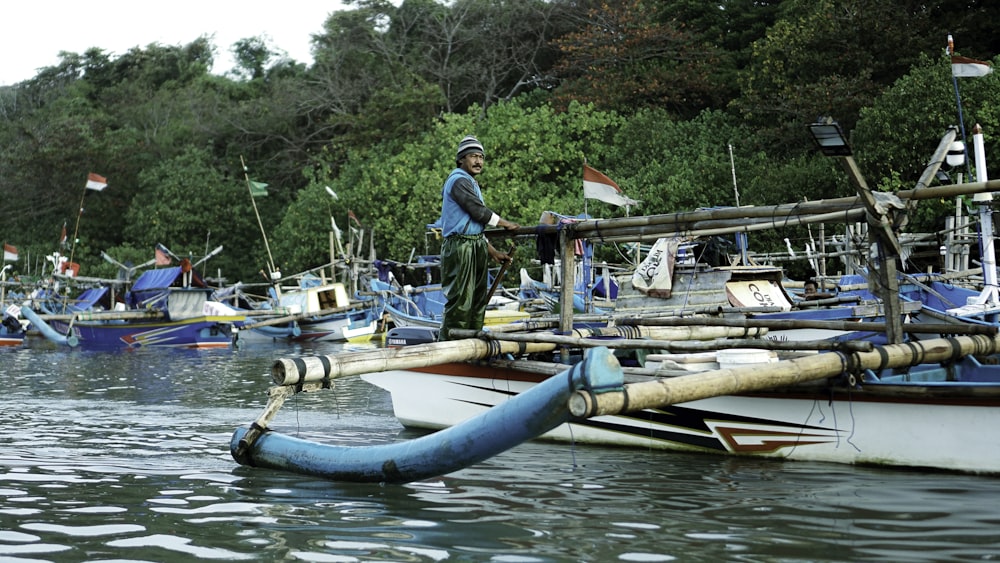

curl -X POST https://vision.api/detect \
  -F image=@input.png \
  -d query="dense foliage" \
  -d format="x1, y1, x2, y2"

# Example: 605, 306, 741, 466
2, 0, 1000, 283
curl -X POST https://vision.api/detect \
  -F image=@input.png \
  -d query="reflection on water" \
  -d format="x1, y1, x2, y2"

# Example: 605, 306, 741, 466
2, 342, 1000, 561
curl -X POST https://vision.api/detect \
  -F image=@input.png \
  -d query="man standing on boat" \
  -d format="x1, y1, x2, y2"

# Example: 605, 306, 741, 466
437, 135, 519, 340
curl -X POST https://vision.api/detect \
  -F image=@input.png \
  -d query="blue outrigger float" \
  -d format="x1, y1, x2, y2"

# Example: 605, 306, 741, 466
232, 345, 623, 483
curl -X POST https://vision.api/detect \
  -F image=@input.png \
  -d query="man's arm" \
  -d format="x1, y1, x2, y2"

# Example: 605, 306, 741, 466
451, 178, 496, 226
453, 178, 520, 251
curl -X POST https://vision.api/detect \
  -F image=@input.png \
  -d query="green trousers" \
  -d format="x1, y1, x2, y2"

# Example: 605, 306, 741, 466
439, 234, 489, 341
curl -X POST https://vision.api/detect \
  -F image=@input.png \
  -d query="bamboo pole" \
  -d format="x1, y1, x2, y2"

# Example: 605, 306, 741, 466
616, 316, 998, 336
241, 155, 277, 277
568, 333, 1000, 418
271, 325, 760, 386
271, 338, 559, 386
487, 179, 1000, 245
450, 328, 872, 353
37, 310, 165, 322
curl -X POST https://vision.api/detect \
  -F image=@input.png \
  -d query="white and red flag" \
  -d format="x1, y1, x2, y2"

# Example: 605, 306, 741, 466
85, 172, 108, 191
583, 164, 638, 207
952, 54, 993, 78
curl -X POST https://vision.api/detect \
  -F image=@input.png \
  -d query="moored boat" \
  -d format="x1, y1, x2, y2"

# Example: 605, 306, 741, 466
232, 125, 1000, 481
233, 278, 379, 345
25, 265, 244, 349
361, 336, 1000, 474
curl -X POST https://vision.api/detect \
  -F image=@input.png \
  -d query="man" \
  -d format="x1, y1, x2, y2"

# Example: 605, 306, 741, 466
437, 135, 519, 340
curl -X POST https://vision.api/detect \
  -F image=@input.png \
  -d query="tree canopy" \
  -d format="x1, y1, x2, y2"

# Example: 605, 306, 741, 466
1, 0, 999, 283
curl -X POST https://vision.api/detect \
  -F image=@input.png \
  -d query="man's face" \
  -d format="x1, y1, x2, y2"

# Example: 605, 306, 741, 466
461, 152, 485, 176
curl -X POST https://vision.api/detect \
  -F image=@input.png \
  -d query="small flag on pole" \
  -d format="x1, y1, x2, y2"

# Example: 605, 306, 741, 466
3, 243, 18, 262
583, 164, 639, 207
952, 54, 993, 78
59, 223, 67, 247
348, 210, 362, 227
86, 172, 108, 191
154, 244, 172, 266
249, 181, 269, 197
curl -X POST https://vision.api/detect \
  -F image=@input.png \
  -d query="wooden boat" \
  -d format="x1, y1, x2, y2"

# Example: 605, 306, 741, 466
354, 142, 1000, 475
233, 280, 378, 344
24, 266, 244, 349
361, 331, 1000, 474
233, 127, 1000, 480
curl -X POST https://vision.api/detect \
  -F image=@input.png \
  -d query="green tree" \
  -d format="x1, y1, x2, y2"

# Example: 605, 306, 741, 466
122, 146, 271, 282
736, 0, 949, 152
274, 98, 625, 272
551, 0, 726, 117
853, 51, 1000, 232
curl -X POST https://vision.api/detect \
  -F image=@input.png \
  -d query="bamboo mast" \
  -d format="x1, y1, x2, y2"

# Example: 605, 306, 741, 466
240, 155, 277, 278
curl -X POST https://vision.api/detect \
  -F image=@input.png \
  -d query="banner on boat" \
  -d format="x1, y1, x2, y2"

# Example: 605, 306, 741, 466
725, 280, 793, 311
632, 237, 680, 298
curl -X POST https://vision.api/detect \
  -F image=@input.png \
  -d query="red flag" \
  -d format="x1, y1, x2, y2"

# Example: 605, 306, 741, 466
348, 210, 362, 227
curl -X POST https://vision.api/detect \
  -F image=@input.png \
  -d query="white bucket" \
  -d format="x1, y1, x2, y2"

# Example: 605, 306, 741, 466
716, 348, 777, 370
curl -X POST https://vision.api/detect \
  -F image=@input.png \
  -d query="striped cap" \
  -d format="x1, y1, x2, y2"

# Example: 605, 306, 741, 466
456, 135, 485, 162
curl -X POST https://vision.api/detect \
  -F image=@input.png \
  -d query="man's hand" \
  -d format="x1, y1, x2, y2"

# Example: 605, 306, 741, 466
488, 244, 515, 264
497, 218, 520, 230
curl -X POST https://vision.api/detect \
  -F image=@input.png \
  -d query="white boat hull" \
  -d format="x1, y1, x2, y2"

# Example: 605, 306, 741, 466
362, 363, 1000, 474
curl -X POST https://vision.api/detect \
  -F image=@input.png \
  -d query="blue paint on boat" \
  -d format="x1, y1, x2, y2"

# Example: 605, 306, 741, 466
231, 346, 623, 483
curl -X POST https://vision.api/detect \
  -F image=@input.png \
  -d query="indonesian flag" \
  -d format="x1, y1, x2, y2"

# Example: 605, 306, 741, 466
86, 172, 108, 191
952, 55, 993, 77
3, 243, 17, 262
155, 243, 174, 266
583, 164, 638, 207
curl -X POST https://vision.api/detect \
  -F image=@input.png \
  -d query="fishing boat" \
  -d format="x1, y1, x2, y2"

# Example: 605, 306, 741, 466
0, 308, 26, 346
0, 265, 26, 346
233, 125, 1000, 481
356, 124, 1000, 475
233, 278, 378, 345
23, 265, 244, 349
361, 328, 1000, 474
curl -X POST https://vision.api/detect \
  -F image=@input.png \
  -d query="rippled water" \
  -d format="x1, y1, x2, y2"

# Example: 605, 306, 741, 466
2, 340, 1000, 562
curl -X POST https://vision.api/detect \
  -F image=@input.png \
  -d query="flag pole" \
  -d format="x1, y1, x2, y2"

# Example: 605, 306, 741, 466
66, 184, 88, 275
948, 35, 973, 178
241, 155, 277, 278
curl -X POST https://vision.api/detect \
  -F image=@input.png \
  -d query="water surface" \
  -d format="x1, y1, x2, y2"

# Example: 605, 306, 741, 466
2, 342, 999, 561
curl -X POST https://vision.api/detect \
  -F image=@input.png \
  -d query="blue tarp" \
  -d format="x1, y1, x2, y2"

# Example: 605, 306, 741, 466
130, 267, 182, 291
68, 287, 108, 312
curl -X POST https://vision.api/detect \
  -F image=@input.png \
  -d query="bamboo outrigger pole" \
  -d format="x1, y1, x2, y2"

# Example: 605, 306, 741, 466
568, 333, 1000, 418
